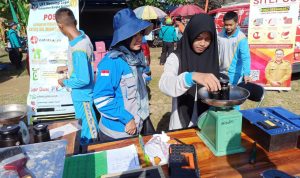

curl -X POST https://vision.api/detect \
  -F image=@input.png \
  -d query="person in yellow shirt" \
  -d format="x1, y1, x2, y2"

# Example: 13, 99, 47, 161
265, 49, 292, 87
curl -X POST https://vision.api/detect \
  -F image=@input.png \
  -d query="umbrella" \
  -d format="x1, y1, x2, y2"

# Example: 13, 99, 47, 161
170, 4, 205, 17
134, 5, 167, 20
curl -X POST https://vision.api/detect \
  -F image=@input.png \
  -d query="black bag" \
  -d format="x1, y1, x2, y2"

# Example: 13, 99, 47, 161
141, 117, 156, 135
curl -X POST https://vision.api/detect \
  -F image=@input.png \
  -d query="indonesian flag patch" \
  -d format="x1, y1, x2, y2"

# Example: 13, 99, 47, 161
101, 70, 110, 76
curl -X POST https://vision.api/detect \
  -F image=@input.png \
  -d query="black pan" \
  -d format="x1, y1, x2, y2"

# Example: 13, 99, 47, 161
198, 86, 250, 108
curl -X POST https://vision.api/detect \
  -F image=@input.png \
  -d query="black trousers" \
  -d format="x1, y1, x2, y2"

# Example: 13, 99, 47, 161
160, 41, 174, 65
8, 48, 23, 69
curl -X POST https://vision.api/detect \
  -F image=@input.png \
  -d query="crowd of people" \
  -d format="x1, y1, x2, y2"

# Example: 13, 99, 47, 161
4, 6, 291, 144
52, 7, 254, 144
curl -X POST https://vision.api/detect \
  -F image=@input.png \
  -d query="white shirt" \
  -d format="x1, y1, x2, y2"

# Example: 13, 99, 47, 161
159, 53, 199, 130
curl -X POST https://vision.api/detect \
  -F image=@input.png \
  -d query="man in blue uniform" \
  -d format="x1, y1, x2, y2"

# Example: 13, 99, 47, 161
55, 8, 99, 145
218, 11, 251, 85
7, 22, 23, 69
159, 18, 177, 65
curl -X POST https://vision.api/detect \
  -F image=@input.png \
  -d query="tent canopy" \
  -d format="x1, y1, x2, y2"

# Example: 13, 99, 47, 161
208, 3, 249, 14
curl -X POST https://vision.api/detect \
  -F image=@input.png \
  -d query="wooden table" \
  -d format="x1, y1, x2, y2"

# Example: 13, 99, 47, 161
49, 120, 81, 155
87, 128, 300, 178
30, 119, 81, 156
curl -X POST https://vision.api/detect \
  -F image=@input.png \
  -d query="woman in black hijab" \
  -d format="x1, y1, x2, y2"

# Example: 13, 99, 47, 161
159, 14, 221, 130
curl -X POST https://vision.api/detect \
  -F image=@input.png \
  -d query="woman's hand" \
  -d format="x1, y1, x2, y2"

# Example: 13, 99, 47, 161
125, 119, 136, 135
192, 72, 221, 91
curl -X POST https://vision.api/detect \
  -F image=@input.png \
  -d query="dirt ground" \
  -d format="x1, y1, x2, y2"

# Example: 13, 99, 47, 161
0, 59, 29, 106
0, 48, 300, 131
0, 74, 29, 104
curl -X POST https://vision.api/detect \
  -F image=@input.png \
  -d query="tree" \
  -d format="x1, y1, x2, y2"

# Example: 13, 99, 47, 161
194, 0, 224, 12
0, 0, 10, 21
197, 0, 224, 11
0, 17, 7, 42
0, 0, 29, 25
15, 0, 30, 25
128, 0, 187, 10
0, 0, 29, 40
128, 0, 223, 12
0, 0, 9, 42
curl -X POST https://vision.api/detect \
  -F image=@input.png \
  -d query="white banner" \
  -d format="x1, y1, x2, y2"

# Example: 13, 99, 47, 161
27, 0, 79, 122
248, 0, 299, 46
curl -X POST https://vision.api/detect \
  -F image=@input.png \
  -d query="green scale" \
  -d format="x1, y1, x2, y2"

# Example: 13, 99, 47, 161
196, 80, 250, 156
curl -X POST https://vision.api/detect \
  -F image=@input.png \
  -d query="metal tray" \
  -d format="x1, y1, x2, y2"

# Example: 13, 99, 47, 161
198, 86, 250, 108
0, 104, 27, 125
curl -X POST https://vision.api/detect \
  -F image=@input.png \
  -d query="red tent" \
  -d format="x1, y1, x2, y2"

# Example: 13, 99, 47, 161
208, 4, 250, 33
170, 4, 205, 17
208, 4, 250, 15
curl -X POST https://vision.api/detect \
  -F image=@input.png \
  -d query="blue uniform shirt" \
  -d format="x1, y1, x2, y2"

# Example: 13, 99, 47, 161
8, 29, 21, 48
63, 30, 94, 102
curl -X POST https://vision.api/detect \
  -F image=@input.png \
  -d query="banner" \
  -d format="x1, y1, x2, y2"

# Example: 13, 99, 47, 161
248, 0, 299, 90
27, 0, 79, 122
294, 9, 300, 68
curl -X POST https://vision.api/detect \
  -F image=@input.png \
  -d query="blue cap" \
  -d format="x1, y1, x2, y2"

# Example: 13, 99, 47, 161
9, 22, 18, 27
110, 8, 153, 48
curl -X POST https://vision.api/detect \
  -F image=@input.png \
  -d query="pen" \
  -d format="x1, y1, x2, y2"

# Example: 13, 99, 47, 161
173, 138, 187, 145
249, 141, 257, 164
139, 134, 151, 166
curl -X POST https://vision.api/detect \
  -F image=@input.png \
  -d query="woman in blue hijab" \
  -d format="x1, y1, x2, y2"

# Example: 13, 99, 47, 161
93, 8, 153, 142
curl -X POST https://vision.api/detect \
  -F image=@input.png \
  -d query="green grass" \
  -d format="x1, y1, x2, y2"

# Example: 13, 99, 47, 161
0, 93, 28, 105
0, 51, 29, 106
0, 48, 299, 131
241, 79, 300, 113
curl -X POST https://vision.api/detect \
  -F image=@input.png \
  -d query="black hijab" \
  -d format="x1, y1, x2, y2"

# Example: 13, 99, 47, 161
176, 14, 219, 128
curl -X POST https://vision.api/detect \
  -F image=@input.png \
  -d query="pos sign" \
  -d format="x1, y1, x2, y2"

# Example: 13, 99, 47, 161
26, 0, 79, 123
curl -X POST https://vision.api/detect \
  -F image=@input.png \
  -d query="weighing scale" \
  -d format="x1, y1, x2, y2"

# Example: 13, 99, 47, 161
196, 84, 250, 156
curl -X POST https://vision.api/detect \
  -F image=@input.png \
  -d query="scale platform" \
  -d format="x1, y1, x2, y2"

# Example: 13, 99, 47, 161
197, 108, 245, 156
197, 86, 250, 156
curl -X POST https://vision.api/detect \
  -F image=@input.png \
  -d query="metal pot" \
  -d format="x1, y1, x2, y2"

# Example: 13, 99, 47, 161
33, 123, 50, 143
198, 86, 250, 108
0, 104, 27, 125
0, 124, 21, 147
